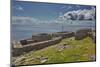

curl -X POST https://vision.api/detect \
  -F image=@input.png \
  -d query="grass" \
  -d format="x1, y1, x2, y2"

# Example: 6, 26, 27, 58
12, 37, 96, 65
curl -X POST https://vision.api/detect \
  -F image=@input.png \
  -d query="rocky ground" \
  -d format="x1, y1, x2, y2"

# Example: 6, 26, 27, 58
12, 37, 96, 66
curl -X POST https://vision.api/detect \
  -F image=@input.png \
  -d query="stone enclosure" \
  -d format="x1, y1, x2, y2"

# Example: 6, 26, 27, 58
12, 28, 95, 56
12, 32, 74, 56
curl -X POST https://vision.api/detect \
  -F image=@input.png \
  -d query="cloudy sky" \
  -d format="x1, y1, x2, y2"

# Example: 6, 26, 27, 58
12, 0, 96, 22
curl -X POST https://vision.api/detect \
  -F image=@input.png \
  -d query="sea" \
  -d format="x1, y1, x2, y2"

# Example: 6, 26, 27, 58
11, 20, 96, 41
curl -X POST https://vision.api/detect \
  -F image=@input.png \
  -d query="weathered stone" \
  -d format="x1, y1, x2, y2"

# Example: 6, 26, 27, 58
75, 28, 92, 40
12, 41, 22, 48
14, 56, 25, 63
40, 56, 48, 63
36, 55, 48, 63
90, 55, 96, 61
20, 40, 27, 45
12, 37, 62, 56
32, 33, 52, 42
52, 32, 75, 38
40, 59, 47, 63
57, 44, 68, 52
12, 32, 75, 56
25, 57, 35, 62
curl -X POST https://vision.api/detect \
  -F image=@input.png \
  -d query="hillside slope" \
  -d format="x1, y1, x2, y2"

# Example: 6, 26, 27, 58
12, 37, 96, 65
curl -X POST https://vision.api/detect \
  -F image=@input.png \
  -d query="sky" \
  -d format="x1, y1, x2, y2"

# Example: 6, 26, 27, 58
12, 0, 96, 21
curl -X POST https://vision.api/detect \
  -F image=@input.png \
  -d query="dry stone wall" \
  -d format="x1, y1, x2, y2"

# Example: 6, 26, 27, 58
12, 32, 75, 56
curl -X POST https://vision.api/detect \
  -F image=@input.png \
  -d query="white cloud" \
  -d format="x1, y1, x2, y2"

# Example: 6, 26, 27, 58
13, 5, 24, 11
17, 6, 24, 11
60, 5, 72, 10
12, 16, 58, 25
12, 16, 38, 25
59, 8, 96, 21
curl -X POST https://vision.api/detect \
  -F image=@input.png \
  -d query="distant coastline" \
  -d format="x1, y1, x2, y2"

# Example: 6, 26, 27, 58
11, 21, 95, 41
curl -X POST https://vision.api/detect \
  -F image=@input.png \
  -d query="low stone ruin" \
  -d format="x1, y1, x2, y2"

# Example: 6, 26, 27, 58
52, 31, 75, 38
12, 32, 74, 56
75, 28, 93, 40
32, 33, 52, 42
12, 37, 62, 56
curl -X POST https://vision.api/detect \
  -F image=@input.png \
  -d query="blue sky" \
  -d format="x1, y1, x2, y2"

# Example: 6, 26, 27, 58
12, 0, 95, 21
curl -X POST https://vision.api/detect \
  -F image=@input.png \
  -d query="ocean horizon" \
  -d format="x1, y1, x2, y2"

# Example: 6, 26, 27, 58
11, 20, 95, 41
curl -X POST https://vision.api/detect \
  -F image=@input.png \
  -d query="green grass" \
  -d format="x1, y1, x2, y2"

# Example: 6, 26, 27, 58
13, 37, 96, 65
